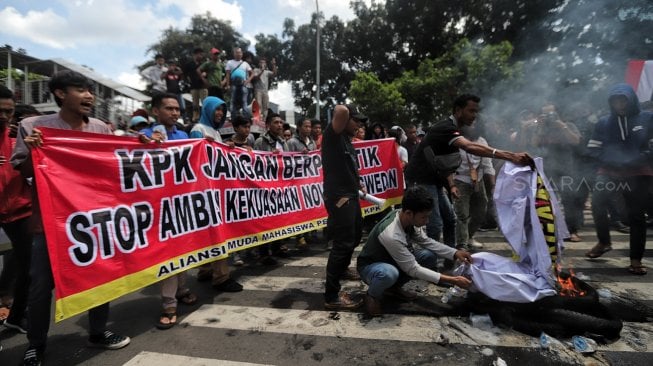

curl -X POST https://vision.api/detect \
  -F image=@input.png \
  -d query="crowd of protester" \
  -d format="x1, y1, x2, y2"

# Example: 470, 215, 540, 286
138, 46, 277, 127
1, 63, 652, 364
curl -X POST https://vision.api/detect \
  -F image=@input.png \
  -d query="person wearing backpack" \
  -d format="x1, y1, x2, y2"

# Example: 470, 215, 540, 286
225, 47, 253, 119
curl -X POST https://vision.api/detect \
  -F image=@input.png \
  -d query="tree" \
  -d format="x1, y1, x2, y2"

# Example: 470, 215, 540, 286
348, 72, 406, 124
349, 39, 522, 126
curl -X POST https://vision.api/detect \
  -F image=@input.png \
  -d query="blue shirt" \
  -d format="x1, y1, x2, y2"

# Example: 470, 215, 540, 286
141, 124, 189, 141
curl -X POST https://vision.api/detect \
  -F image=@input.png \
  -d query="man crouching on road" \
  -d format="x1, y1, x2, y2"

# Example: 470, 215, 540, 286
357, 185, 473, 316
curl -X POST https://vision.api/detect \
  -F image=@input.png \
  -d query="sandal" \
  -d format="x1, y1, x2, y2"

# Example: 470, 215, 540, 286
628, 265, 648, 276
175, 291, 197, 305
585, 243, 612, 259
156, 308, 177, 329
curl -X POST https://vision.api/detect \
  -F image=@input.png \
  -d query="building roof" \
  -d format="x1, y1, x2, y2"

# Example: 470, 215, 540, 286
1, 47, 150, 102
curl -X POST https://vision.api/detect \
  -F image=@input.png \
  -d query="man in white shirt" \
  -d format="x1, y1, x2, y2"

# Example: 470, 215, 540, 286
225, 48, 253, 119
140, 54, 168, 94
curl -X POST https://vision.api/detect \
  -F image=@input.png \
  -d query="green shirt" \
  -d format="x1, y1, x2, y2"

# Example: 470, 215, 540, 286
199, 60, 225, 87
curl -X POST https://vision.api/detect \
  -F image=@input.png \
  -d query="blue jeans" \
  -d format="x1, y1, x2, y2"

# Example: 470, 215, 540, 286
27, 233, 109, 349
411, 183, 456, 247
359, 249, 438, 298
230, 85, 251, 118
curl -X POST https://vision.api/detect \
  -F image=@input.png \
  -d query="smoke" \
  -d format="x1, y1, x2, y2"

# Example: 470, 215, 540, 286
478, 1, 649, 150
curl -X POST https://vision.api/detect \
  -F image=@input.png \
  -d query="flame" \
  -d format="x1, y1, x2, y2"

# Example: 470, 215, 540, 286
555, 264, 587, 297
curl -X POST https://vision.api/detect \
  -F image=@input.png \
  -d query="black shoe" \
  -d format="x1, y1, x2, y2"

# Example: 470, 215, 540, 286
23, 346, 44, 366
87, 330, 130, 350
212, 278, 243, 292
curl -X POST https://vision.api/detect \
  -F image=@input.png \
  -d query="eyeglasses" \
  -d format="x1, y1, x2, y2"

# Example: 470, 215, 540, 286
0, 108, 15, 116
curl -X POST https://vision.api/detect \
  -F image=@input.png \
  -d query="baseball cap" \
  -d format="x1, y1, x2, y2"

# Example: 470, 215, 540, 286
345, 104, 368, 123
129, 115, 149, 128
210, 47, 220, 54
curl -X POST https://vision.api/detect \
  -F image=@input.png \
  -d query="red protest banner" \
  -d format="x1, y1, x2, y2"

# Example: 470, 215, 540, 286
31, 128, 404, 321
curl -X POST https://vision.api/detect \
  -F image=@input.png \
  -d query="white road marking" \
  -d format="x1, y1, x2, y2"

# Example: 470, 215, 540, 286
123, 351, 274, 366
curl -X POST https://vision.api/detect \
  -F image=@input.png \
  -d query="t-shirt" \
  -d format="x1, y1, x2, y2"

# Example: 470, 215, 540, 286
199, 60, 225, 87
253, 69, 274, 91
321, 124, 359, 199
164, 68, 182, 94
226, 60, 252, 82
10, 114, 112, 232
404, 117, 462, 186
184, 60, 204, 89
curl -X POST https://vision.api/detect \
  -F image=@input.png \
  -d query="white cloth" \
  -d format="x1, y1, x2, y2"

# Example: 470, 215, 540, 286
461, 157, 568, 303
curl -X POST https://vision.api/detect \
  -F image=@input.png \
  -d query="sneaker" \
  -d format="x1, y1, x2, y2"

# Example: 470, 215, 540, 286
232, 253, 244, 266
212, 278, 243, 292
5, 317, 28, 333
470, 238, 484, 249
87, 330, 130, 350
342, 268, 361, 281
324, 292, 363, 310
23, 347, 44, 366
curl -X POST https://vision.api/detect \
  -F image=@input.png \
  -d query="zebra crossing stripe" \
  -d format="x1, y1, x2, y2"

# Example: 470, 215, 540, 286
181, 304, 653, 353
123, 351, 274, 366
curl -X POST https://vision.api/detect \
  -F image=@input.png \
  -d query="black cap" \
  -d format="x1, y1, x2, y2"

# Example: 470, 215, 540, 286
346, 104, 368, 123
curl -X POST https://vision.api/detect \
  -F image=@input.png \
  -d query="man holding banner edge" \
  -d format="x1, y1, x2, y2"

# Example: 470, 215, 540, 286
10, 70, 130, 366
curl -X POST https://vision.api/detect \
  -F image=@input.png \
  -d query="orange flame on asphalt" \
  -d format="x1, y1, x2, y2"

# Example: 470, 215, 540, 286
555, 264, 587, 297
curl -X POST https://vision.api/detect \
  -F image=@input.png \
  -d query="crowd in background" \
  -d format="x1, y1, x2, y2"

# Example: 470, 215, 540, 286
1, 62, 653, 363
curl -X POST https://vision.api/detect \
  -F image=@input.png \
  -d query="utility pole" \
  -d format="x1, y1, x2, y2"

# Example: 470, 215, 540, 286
315, 0, 320, 120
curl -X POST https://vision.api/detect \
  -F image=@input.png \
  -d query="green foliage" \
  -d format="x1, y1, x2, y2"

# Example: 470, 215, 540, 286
349, 72, 406, 124
351, 39, 522, 125
0, 68, 47, 81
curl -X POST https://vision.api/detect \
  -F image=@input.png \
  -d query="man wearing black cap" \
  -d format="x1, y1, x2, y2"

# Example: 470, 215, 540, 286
322, 104, 368, 310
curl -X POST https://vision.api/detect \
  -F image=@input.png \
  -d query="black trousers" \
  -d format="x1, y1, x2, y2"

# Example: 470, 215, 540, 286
324, 197, 362, 302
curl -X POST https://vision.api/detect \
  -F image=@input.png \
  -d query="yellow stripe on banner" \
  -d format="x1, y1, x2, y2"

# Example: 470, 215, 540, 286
53, 211, 361, 322
535, 207, 553, 221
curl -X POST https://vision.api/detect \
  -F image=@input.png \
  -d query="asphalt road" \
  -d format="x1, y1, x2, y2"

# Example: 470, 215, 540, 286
0, 212, 652, 366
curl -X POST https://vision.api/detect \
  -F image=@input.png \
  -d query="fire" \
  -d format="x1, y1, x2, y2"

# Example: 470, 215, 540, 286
555, 264, 587, 297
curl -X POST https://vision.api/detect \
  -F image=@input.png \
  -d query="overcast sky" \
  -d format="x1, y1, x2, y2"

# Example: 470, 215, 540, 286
0, 0, 369, 111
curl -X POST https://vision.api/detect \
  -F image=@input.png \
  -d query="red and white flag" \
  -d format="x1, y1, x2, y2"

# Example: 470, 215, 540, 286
625, 60, 653, 102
